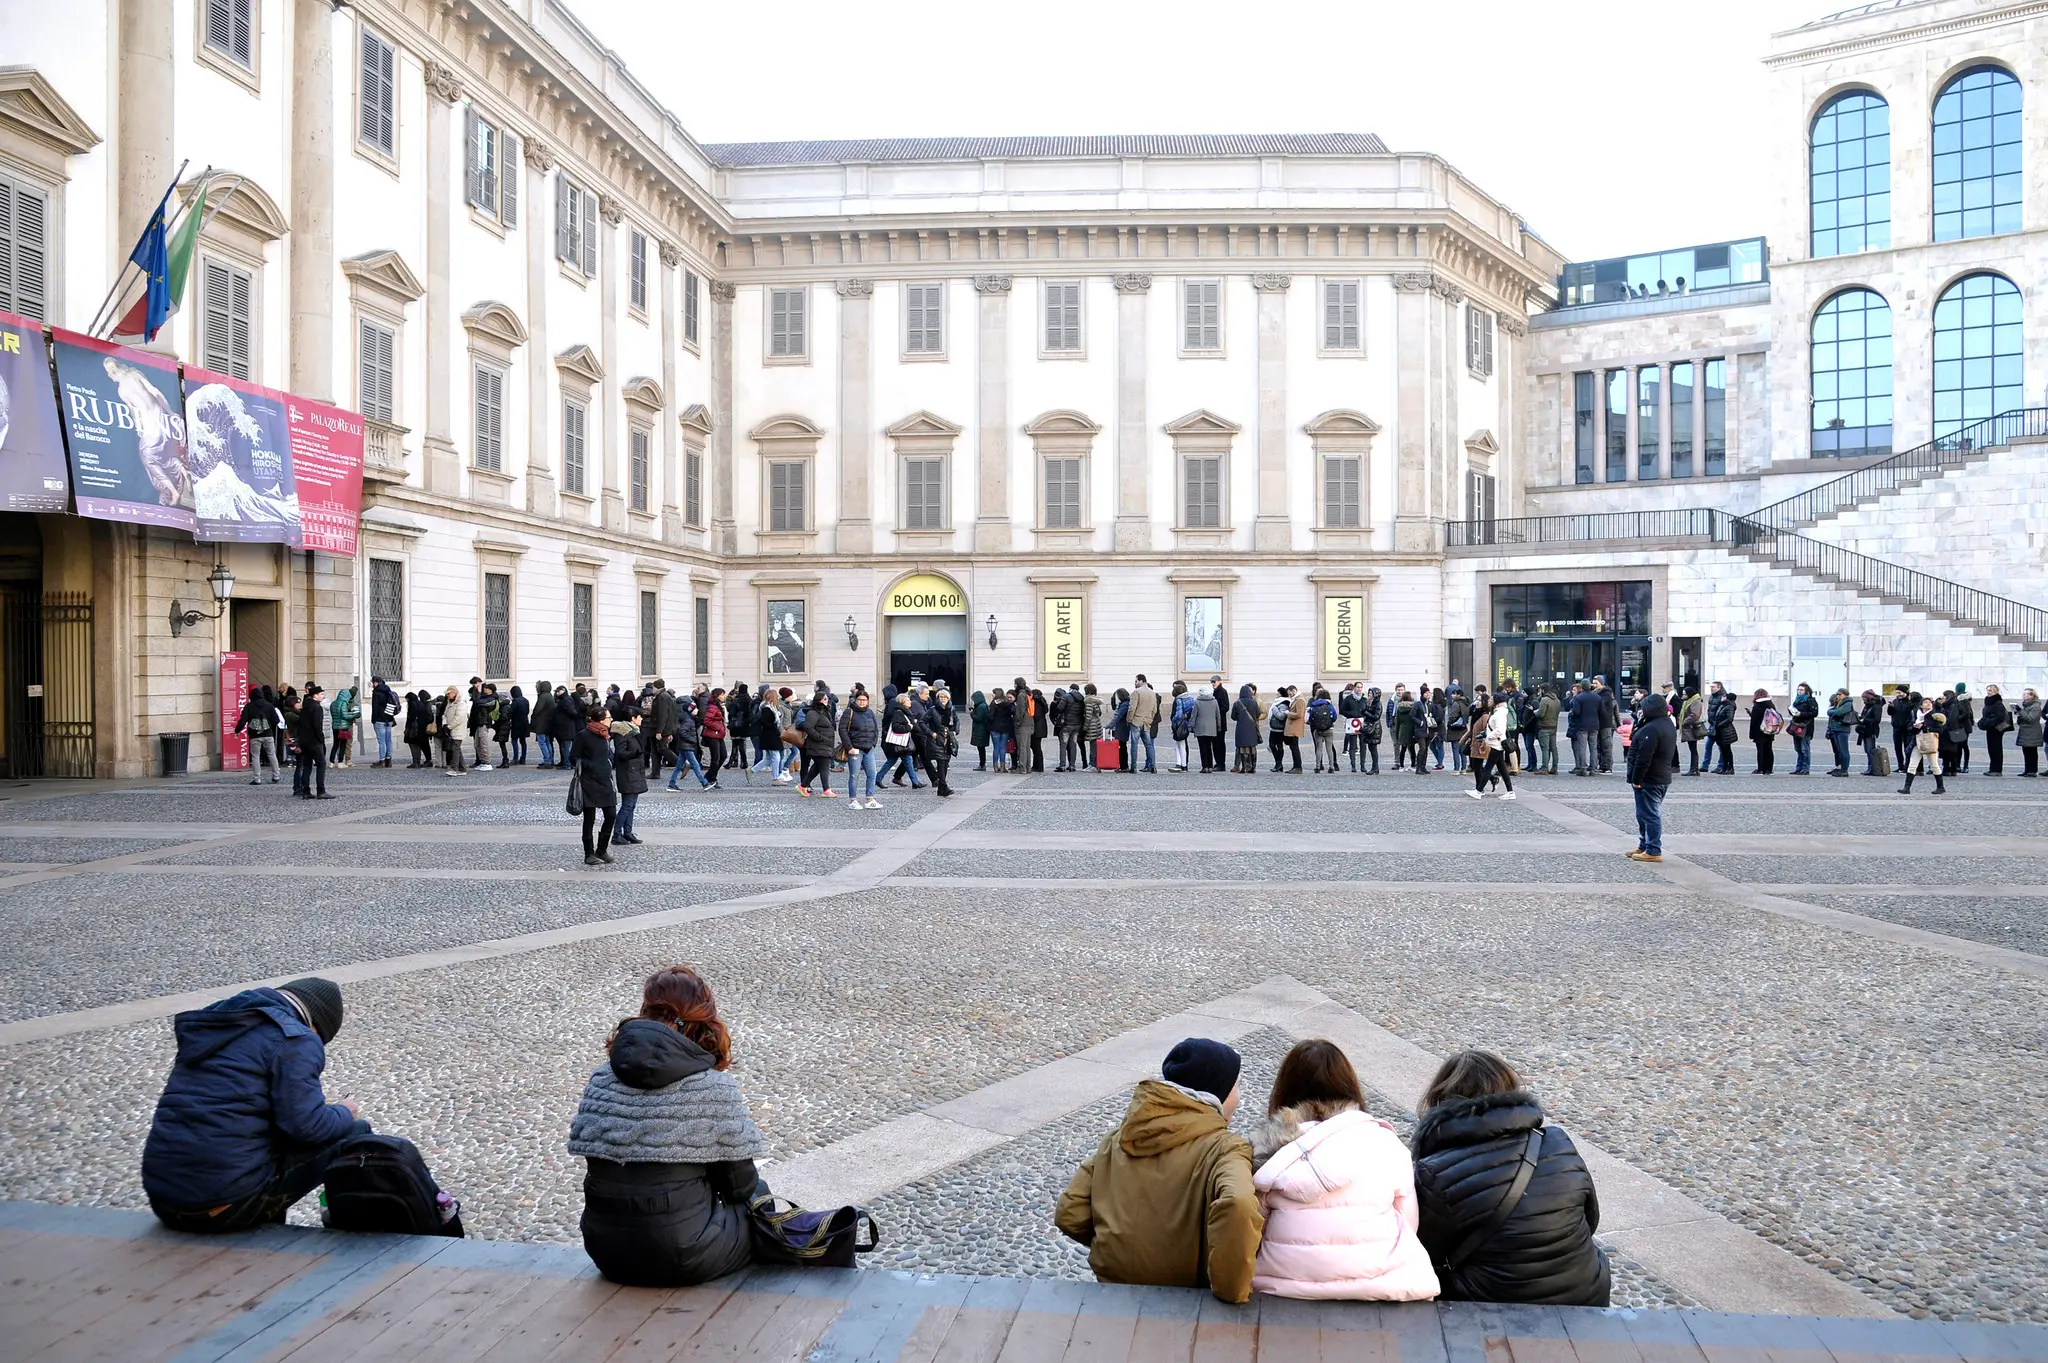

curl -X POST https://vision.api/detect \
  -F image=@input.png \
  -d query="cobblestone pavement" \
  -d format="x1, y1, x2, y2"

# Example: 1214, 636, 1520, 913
0, 762, 2041, 1322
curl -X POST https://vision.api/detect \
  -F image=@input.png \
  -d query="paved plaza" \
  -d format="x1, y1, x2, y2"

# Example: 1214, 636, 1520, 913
0, 761, 2044, 1328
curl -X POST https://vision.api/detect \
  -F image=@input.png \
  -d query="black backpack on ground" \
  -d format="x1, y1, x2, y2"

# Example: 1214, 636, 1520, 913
321, 1133, 464, 1237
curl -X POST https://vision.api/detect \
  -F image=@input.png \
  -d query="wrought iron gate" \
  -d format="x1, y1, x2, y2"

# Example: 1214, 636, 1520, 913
3, 591, 95, 778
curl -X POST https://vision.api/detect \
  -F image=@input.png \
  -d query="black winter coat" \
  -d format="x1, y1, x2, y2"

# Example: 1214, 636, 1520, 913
1412, 1090, 1610, 1307
611, 730, 649, 796
1627, 706, 1679, 786
570, 728, 619, 811
550, 696, 584, 745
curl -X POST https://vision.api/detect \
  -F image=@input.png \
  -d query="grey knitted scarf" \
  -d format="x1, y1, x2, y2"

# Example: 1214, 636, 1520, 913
567, 1064, 766, 1164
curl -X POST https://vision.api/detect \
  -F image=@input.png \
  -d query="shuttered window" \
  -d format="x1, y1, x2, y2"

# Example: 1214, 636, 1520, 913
200, 258, 253, 380
358, 28, 396, 156
1323, 455, 1361, 528
1044, 281, 1081, 351
205, 0, 253, 68
683, 270, 700, 344
768, 288, 806, 357
1043, 456, 1082, 529
1466, 306, 1495, 376
629, 230, 648, 312
561, 398, 587, 493
1322, 280, 1360, 351
685, 449, 703, 526
483, 572, 512, 680
903, 456, 946, 530
629, 426, 651, 513
358, 319, 395, 424
904, 282, 942, 354
1182, 456, 1223, 528
472, 363, 504, 471
571, 582, 594, 678
0, 173, 51, 321
463, 109, 517, 225
369, 559, 405, 681
1182, 279, 1220, 351
768, 460, 806, 531
694, 597, 711, 675
555, 177, 594, 276
639, 590, 659, 677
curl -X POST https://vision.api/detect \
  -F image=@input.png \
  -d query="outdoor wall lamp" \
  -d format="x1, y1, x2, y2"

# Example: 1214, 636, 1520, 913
845, 615, 859, 651
986, 613, 999, 651
169, 563, 236, 637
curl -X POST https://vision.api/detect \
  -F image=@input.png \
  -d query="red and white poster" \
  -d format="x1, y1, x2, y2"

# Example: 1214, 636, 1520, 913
284, 395, 364, 557
219, 651, 250, 771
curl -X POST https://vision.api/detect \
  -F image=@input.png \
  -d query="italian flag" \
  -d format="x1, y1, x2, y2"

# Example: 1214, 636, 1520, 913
112, 184, 206, 345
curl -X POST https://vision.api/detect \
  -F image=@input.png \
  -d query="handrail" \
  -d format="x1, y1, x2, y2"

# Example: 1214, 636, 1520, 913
1745, 407, 2048, 532
1445, 508, 1723, 548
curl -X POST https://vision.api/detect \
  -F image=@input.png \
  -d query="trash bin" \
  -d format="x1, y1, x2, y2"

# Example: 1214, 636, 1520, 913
157, 732, 190, 777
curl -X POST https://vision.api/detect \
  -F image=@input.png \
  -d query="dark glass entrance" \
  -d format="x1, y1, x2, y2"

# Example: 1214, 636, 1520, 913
1489, 581, 1654, 696
886, 614, 967, 699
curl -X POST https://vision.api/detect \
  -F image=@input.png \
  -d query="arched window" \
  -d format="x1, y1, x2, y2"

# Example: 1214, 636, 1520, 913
1810, 91, 1890, 257
1933, 65, 2021, 242
1810, 289, 1893, 458
1933, 273, 2022, 437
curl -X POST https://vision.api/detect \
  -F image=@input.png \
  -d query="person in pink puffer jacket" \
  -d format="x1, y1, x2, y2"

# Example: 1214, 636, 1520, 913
1249, 1040, 1440, 1301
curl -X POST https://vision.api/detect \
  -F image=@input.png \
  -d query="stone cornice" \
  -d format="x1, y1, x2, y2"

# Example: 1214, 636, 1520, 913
1763, 1, 2048, 67
972, 274, 1013, 294
1249, 273, 1292, 293
835, 278, 874, 298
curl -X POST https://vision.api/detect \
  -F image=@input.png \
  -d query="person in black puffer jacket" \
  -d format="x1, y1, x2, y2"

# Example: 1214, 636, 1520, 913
568, 966, 768, 1286
1410, 1050, 1609, 1307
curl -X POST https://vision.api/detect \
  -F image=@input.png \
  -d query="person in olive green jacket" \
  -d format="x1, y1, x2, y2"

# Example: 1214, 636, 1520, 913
1055, 1038, 1264, 1303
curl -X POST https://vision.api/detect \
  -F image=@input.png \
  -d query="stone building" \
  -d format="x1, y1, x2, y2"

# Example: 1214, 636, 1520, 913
0, 0, 2042, 775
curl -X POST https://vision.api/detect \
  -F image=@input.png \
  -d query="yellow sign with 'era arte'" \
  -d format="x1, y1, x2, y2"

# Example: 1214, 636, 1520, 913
1322, 595, 1366, 673
1042, 596, 1083, 674
884, 573, 966, 615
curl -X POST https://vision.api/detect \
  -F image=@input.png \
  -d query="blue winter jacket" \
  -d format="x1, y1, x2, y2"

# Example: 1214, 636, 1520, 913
141, 988, 357, 1208
1566, 689, 1605, 737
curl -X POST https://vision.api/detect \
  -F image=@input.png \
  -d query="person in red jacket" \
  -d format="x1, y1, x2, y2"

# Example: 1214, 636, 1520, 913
701, 688, 730, 778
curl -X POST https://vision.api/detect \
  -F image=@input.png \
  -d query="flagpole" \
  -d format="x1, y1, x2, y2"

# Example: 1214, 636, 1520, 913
85, 159, 195, 338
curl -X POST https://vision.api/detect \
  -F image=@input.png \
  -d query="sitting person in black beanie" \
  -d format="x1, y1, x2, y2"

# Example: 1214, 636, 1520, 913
142, 976, 369, 1233
1056, 1037, 1264, 1302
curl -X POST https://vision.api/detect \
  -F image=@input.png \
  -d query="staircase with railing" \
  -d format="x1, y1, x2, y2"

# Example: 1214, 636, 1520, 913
1445, 407, 2048, 651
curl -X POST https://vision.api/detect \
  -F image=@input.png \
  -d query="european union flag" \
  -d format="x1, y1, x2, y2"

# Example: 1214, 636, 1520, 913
129, 186, 173, 343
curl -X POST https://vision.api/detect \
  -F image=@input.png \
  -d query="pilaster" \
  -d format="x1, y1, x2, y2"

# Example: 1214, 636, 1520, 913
288, 0, 334, 400
598, 194, 626, 532
837, 278, 874, 554
1624, 367, 1640, 482
1391, 273, 1434, 551
1112, 272, 1152, 551
659, 241, 683, 542
1251, 272, 1291, 551
523, 139, 557, 517
709, 280, 737, 554
421, 62, 462, 494
1656, 362, 1673, 481
973, 274, 1012, 553
117, 0, 174, 283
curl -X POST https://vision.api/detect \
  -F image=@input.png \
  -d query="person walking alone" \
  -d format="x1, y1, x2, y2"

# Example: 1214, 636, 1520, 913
571, 711, 620, 864
1625, 693, 1678, 862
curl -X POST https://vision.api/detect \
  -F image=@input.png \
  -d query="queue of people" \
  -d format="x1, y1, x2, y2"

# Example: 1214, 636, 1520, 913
138, 966, 1608, 1309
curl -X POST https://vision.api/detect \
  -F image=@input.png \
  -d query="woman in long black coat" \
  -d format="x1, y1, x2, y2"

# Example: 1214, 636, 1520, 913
402, 691, 431, 767
569, 713, 620, 866
1747, 689, 1779, 774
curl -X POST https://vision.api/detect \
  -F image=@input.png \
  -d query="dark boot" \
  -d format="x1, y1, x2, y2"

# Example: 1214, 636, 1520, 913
1898, 774, 1913, 794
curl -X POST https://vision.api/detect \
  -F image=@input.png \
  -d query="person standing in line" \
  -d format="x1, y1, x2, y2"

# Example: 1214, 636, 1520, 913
725, 684, 753, 773
1887, 685, 1918, 775
1308, 686, 1340, 775
1390, 686, 1415, 773
1192, 681, 1224, 774
469, 683, 496, 772
504, 685, 531, 766
927, 687, 959, 798
1978, 683, 2011, 777
1110, 688, 1133, 772
1824, 688, 1856, 776
1359, 687, 1384, 775
402, 689, 431, 768
1231, 684, 1262, 774
1167, 681, 1194, 774
1900, 693, 1946, 795
1951, 684, 1976, 772
1626, 693, 1677, 860
1337, 683, 1366, 774
1127, 675, 1161, 774
2012, 687, 2042, 777
1565, 682, 1599, 777
295, 684, 334, 799
610, 715, 648, 846
1425, 685, 1448, 771
1281, 685, 1308, 774
571, 710, 619, 865
1444, 686, 1471, 774
327, 686, 358, 769
368, 677, 399, 768
235, 686, 282, 786
1855, 689, 1885, 776
1265, 687, 1289, 773
1788, 682, 1820, 775
969, 690, 991, 771
1706, 682, 1738, 774
988, 688, 1015, 772
439, 684, 469, 776
1592, 678, 1619, 775
797, 693, 837, 797
1677, 685, 1706, 776
1748, 689, 1780, 774
532, 683, 558, 769
1028, 687, 1051, 774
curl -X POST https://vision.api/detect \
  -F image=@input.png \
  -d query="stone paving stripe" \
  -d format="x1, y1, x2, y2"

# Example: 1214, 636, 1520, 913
887, 876, 1696, 895
935, 830, 1609, 854
1516, 791, 2048, 982
1752, 883, 2048, 898
99, 863, 816, 888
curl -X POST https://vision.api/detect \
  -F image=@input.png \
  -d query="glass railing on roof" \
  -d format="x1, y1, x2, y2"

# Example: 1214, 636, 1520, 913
1555, 237, 1767, 308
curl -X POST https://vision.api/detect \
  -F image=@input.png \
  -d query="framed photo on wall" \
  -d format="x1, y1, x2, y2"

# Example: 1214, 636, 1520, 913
766, 599, 806, 675
1183, 596, 1223, 675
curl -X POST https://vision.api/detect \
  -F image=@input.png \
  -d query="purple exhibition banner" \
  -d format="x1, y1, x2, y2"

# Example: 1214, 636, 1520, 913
183, 366, 302, 545
0, 310, 72, 512
49, 328, 196, 532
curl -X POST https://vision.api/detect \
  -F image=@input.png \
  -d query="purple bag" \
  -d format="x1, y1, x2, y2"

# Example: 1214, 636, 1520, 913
748, 1195, 879, 1268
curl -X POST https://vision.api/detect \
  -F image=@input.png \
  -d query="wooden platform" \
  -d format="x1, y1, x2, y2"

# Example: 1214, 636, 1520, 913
2, 1202, 2044, 1363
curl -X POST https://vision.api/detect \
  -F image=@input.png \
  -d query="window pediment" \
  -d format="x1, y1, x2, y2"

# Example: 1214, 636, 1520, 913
461, 301, 528, 353
1163, 409, 1241, 438
179, 173, 289, 242
1304, 409, 1382, 439
553, 343, 603, 385
340, 250, 425, 307
0, 66, 102, 166
623, 375, 664, 410
750, 414, 823, 443
1025, 409, 1101, 438
884, 410, 963, 440
678, 403, 714, 438
1464, 429, 1499, 457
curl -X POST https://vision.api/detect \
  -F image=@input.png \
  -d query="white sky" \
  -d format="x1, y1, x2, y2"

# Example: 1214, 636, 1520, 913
573, 0, 1839, 264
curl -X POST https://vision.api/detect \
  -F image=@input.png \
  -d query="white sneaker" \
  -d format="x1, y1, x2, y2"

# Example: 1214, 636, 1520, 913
1501, 791, 1518, 800
865, 798, 881, 809
475, 763, 492, 771
1466, 789, 1483, 799
848, 797, 862, 808
444, 768, 464, 777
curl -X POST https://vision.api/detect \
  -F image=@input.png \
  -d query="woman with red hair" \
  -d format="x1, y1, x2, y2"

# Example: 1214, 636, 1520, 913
568, 966, 767, 1284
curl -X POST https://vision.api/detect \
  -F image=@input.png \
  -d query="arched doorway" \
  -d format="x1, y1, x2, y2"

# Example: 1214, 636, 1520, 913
882, 572, 967, 697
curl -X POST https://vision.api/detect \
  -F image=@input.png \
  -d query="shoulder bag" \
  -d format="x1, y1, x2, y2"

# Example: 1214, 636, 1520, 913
749, 1194, 880, 1269
1440, 1128, 1545, 1274
564, 760, 584, 816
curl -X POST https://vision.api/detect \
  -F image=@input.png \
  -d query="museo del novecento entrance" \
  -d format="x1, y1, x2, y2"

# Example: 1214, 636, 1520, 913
1489, 581, 1653, 696
884, 573, 968, 698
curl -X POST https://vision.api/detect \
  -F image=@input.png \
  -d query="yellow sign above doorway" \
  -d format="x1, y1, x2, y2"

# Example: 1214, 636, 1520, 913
884, 574, 966, 615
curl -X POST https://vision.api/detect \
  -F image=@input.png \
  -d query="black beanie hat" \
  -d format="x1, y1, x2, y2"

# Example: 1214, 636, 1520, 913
1161, 1037, 1241, 1104
278, 977, 343, 1044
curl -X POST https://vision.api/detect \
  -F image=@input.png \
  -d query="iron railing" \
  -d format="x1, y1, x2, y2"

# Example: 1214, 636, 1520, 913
1744, 406, 2048, 532
1445, 507, 1725, 548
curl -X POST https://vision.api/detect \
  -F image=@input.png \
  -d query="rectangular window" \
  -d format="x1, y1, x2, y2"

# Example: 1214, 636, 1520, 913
903, 456, 946, 530
1637, 365, 1660, 478
1670, 361, 1695, 478
561, 397, 587, 493
369, 559, 404, 682
628, 230, 647, 312
1323, 455, 1361, 528
769, 287, 807, 357
463, 108, 517, 226
1465, 470, 1497, 525
683, 270, 701, 345
1322, 280, 1361, 351
0, 174, 51, 321
570, 581, 594, 679
1604, 369, 1628, 481
1448, 639, 1475, 692
1044, 280, 1081, 352
358, 319, 395, 424
1573, 371, 1596, 485
483, 571, 511, 679
693, 596, 711, 675
357, 28, 396, 157
1704, 358, 1727, 476
200, 258, 253, 380
205, 0, 253, 68
472, 364, 504, 471
768, 459, 807, 531
628, 426, 651, 513
904, 281, 943, 354
1042, 456, 1083, 530
1466, 307, 1495, 376
685, 449, 703, 526
1182, 279, 1221, 351
1182, 456, 1223, 528
555, 176, 595, 276
639, 590, 659, 677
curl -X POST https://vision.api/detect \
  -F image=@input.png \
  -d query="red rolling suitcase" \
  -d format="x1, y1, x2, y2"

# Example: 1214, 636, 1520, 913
1095, 739, 1121, 771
